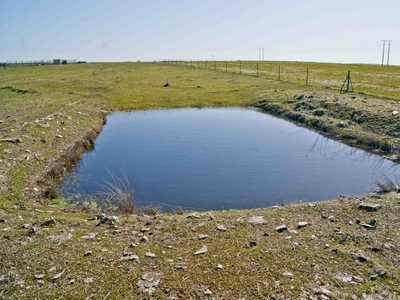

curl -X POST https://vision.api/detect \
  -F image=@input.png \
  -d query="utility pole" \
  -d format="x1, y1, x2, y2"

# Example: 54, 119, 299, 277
387, 40, 392, 66
382, 40, 392, 66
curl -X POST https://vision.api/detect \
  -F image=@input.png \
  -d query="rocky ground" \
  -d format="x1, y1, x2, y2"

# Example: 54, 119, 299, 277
1, 191, 399, 299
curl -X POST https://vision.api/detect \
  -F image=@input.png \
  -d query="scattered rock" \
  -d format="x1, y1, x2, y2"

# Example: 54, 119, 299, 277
137, 273, 162, 295
373, 265, 387, 277
101, 215, 119, 224
47, 232, 72, 243
0, 137, 22, 143
120, 255, 139, 261
0, 275, 7, 283
41, 217, 56, 227
360, 223, 375, 229
84, 251, 92, 257
141, 227, 150, 232
276, 225, 287, 233
247, 216, 266, 225
28, 227, 37, 235
248, 241, 257, 247
40, 123, 50, 128
194, 245, 207, 255
359, 203, 382, 211
52, 270, 64, 280
216, 264, 223, 270
383, 243, 395, 250
141, 235, 149, 242
48, 266, 57, 272
34, 274, 45, 280
84, 277, 94, 284
297, 222, 308, 228
145, 252, 155, 258
392, 110, 398, 115
217, 225, 227, 231
198, 234, 209, 240
336, 121, 349, 128
204, 289, 212, 296
81, 233, 96, 239
335, 273, 363, 284
283, 271, 293, 277
68, 278, 75, 285
192, 222, 206, 231
174, 265, 185, 270
357, 254, 368, 262
366, 247, 383, 253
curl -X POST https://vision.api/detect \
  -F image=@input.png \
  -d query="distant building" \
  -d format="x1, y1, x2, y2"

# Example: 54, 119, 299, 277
53, 59, 60, 65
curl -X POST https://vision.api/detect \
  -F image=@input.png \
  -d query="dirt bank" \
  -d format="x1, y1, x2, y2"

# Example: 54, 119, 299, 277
255, 89, 400, 161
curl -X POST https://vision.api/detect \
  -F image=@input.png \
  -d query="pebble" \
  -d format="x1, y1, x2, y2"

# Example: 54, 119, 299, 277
194, 245, 207, 255
81, 233, 96, 239
84, 251, 92, 257
359, 203, 382, 211
216, 264, 223, 270
145, 252, 155, 258
137, 273, 161, 295
297, 222, 308, 228
84, 277, 94, 284
198, 234, 209, 240
283, 271, 293, 277
217, 225, 227, 231
204, 289, 212, 295
247, 216, 267, 225
276, 225, 287, 233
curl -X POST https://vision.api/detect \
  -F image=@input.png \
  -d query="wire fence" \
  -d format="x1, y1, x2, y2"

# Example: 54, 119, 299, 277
0, 59, 79, 67
157, 60, 400, 99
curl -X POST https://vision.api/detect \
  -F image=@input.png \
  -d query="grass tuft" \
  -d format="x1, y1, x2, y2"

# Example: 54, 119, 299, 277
102, 170, 135, 214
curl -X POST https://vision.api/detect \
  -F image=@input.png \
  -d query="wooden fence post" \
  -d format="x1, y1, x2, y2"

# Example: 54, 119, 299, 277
306, 68, 309, 85
278, 65, 281, 80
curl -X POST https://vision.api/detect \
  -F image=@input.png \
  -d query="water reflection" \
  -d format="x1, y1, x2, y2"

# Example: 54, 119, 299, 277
60, 107, 400, 211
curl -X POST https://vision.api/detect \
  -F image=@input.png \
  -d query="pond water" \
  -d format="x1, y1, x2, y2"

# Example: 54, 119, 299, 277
61, 107, 400, 211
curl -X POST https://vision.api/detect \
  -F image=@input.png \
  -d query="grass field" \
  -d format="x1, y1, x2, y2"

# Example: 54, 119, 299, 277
0, 62, 400, 299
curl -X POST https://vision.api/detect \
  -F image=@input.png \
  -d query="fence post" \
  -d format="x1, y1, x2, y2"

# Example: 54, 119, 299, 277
278, 65, 280, 80
257, 63, 259, 77
306, 68, 309, 85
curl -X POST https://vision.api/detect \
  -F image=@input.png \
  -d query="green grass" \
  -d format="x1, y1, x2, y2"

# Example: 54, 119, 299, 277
0, 61, 400, 298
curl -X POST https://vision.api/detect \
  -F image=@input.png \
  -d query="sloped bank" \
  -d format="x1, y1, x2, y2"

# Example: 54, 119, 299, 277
255, 90, 400, 161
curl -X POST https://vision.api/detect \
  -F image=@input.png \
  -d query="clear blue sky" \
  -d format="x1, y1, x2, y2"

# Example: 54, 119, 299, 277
1, 0, 399, 64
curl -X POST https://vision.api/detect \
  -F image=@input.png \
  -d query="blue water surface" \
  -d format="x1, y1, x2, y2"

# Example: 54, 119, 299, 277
61, 107, 400, 211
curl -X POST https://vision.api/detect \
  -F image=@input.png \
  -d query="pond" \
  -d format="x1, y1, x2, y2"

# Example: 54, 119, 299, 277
61, 107, 400, 211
